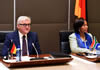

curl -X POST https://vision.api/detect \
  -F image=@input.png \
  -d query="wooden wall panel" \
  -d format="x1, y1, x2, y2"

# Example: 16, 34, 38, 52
0, 0, 100, 53
0, 0, 13, 31
16, 0, 68, 24
16, 0, 68, 52
31, 23, 67, 53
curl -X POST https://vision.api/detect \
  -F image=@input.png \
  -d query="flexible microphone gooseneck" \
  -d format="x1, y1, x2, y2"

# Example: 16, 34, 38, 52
5, 39, 13, 60
31, 43, 44, 60
32, 43, 39, 58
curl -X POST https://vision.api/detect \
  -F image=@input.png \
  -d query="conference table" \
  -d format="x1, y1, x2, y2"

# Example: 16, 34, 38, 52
1, 53, 100, 70
0, 54, 72, 70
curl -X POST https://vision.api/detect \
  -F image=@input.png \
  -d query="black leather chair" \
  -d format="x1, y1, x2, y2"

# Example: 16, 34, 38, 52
0, 31, 13, 56
59, 30, 73, 54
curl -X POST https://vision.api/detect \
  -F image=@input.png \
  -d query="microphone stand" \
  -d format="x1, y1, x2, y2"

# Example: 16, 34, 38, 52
6, 48, 11, 60
32, 43, 39, 58
8, 39, 13, 60
4, 39, 13, 60
31, 43, 44, 60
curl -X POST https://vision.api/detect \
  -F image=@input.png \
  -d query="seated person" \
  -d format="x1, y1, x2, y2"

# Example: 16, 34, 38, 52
2, 16, 41, 57
69, 18, 93, 54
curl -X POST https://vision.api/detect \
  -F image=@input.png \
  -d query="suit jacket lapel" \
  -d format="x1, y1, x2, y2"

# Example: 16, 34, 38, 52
13, 30, 20, 48
27, 32, 32, 54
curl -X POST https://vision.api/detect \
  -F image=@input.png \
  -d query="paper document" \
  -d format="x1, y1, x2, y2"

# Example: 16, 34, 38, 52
21, 56, 31, 61
43, 56, 54, 60
3, 59, 16, 63
85, 55, 97, 58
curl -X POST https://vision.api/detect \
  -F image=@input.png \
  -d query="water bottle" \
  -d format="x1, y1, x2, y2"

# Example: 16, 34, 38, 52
16, 48, 21, 62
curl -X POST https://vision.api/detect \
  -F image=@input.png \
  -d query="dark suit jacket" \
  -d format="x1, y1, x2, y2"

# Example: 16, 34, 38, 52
2, 30, 41, 56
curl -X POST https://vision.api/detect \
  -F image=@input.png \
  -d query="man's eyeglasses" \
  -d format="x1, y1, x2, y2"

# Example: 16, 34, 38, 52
19, 24, 31, 27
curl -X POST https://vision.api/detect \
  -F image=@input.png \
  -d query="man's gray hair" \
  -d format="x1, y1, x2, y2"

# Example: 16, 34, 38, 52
17, 16, 31, 24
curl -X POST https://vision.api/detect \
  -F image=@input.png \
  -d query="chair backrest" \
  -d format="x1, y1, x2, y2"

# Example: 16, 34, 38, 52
59, 30, 73, 54
0, 31, 13, 56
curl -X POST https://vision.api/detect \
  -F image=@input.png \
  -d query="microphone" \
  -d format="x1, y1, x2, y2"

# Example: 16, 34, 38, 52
31, 43, 44, 60
32, 43, 39, 58
4, 39, 13, 60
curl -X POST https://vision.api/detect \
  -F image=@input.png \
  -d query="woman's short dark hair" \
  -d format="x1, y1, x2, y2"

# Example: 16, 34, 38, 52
73, 18, 85, 33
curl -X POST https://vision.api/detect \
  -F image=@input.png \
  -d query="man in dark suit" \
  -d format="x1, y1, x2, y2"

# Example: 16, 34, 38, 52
2, 16, 41, 57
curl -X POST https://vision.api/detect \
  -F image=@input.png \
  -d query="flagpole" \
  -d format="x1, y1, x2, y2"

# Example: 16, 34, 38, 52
11, 54, 14, 59
13, 0, 16, 31
68, 0, 71, 31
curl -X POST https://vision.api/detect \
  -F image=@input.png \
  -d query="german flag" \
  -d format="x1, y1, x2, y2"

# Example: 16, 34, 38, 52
10, 43, 16, 54
74, 0, 86, 20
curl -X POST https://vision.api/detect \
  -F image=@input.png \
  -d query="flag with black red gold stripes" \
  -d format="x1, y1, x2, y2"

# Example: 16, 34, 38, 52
74, 0, 86, 20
